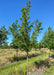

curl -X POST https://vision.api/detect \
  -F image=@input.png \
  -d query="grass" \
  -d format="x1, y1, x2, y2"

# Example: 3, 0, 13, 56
0, 49, 15, 57
0, 52, 53, 75
0, 49, 42, 66
44, 62, 54, 75
0, 59, 2, 62
0, 52, 13, 57
8, 53, 42, 62
0, 50, 7, 53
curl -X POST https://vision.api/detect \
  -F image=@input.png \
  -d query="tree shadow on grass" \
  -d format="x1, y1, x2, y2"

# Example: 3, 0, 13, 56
34, 59, 51, 69
50, 54, 54, 58
8, 53, 42, 62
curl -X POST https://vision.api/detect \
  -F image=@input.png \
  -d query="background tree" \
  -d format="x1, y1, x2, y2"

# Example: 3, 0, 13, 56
41, 26, 54, 57
2, 42, 9, 49
0, 25, 8, 48
38, 42, 42, 50
40, 31, 48, 48
47, 27, 54, 56
48, 31, 54, 50
31, 31, 37, 52
31, 19, 43, 53
9, 20, 22, 56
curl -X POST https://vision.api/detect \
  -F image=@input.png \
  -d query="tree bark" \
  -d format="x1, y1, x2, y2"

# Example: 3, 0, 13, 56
49, 49, 51, 57
16, 48, 18, 56
35, 48, 36, 55
49, 52, 50, 57
27, 52, 29, 75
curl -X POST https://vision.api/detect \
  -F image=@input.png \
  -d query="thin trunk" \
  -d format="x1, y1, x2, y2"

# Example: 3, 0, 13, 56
45, 52, 46, 57
49, 49, 51, 57
35, 48, 36, 55
27, 52, 29, 75
16, 48, 18, 56
49, 52, 50, 57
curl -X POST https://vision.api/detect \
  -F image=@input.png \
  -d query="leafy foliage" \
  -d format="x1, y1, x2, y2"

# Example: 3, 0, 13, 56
31, 19, 43, 50
0, 25, 8, 47
41, 26, 54, 50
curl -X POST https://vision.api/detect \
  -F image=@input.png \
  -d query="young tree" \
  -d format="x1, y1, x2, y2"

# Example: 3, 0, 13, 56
9, 0, 43, 74
31, 19, 43, 53
31, 31, 37, 51
40, 31, 48, 48
0, 25, 8, 48
41, 26, 54, 57
19, 1, 43, 74
48, 31, 54, 50
38, 43, 42, 50
3, 42, 8, 49
9, 20, 22, 56
47, 28, 54, 56
18, 0, 32, 74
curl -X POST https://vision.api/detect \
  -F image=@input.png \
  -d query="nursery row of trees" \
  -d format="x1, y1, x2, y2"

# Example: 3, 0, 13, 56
41, 26, 54, 50
0, 0, 54, 74
0, 25, 54, 50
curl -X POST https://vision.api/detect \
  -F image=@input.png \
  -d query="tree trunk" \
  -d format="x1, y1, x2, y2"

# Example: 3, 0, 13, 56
16, 48, 18, 56
35, 48, 36, 55
27, 52, 29, 75
49, 53, 50, 57
49, 49, 51, 57
45, 52, 46, 57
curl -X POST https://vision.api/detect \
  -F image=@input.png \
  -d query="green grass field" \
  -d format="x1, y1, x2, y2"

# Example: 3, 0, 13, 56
0, 52, 54, 75
43, 64, 54, 75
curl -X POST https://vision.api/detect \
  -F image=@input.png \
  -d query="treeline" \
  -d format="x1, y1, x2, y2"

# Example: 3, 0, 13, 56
0, 25, 54, 50
41, 26, 54, 50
